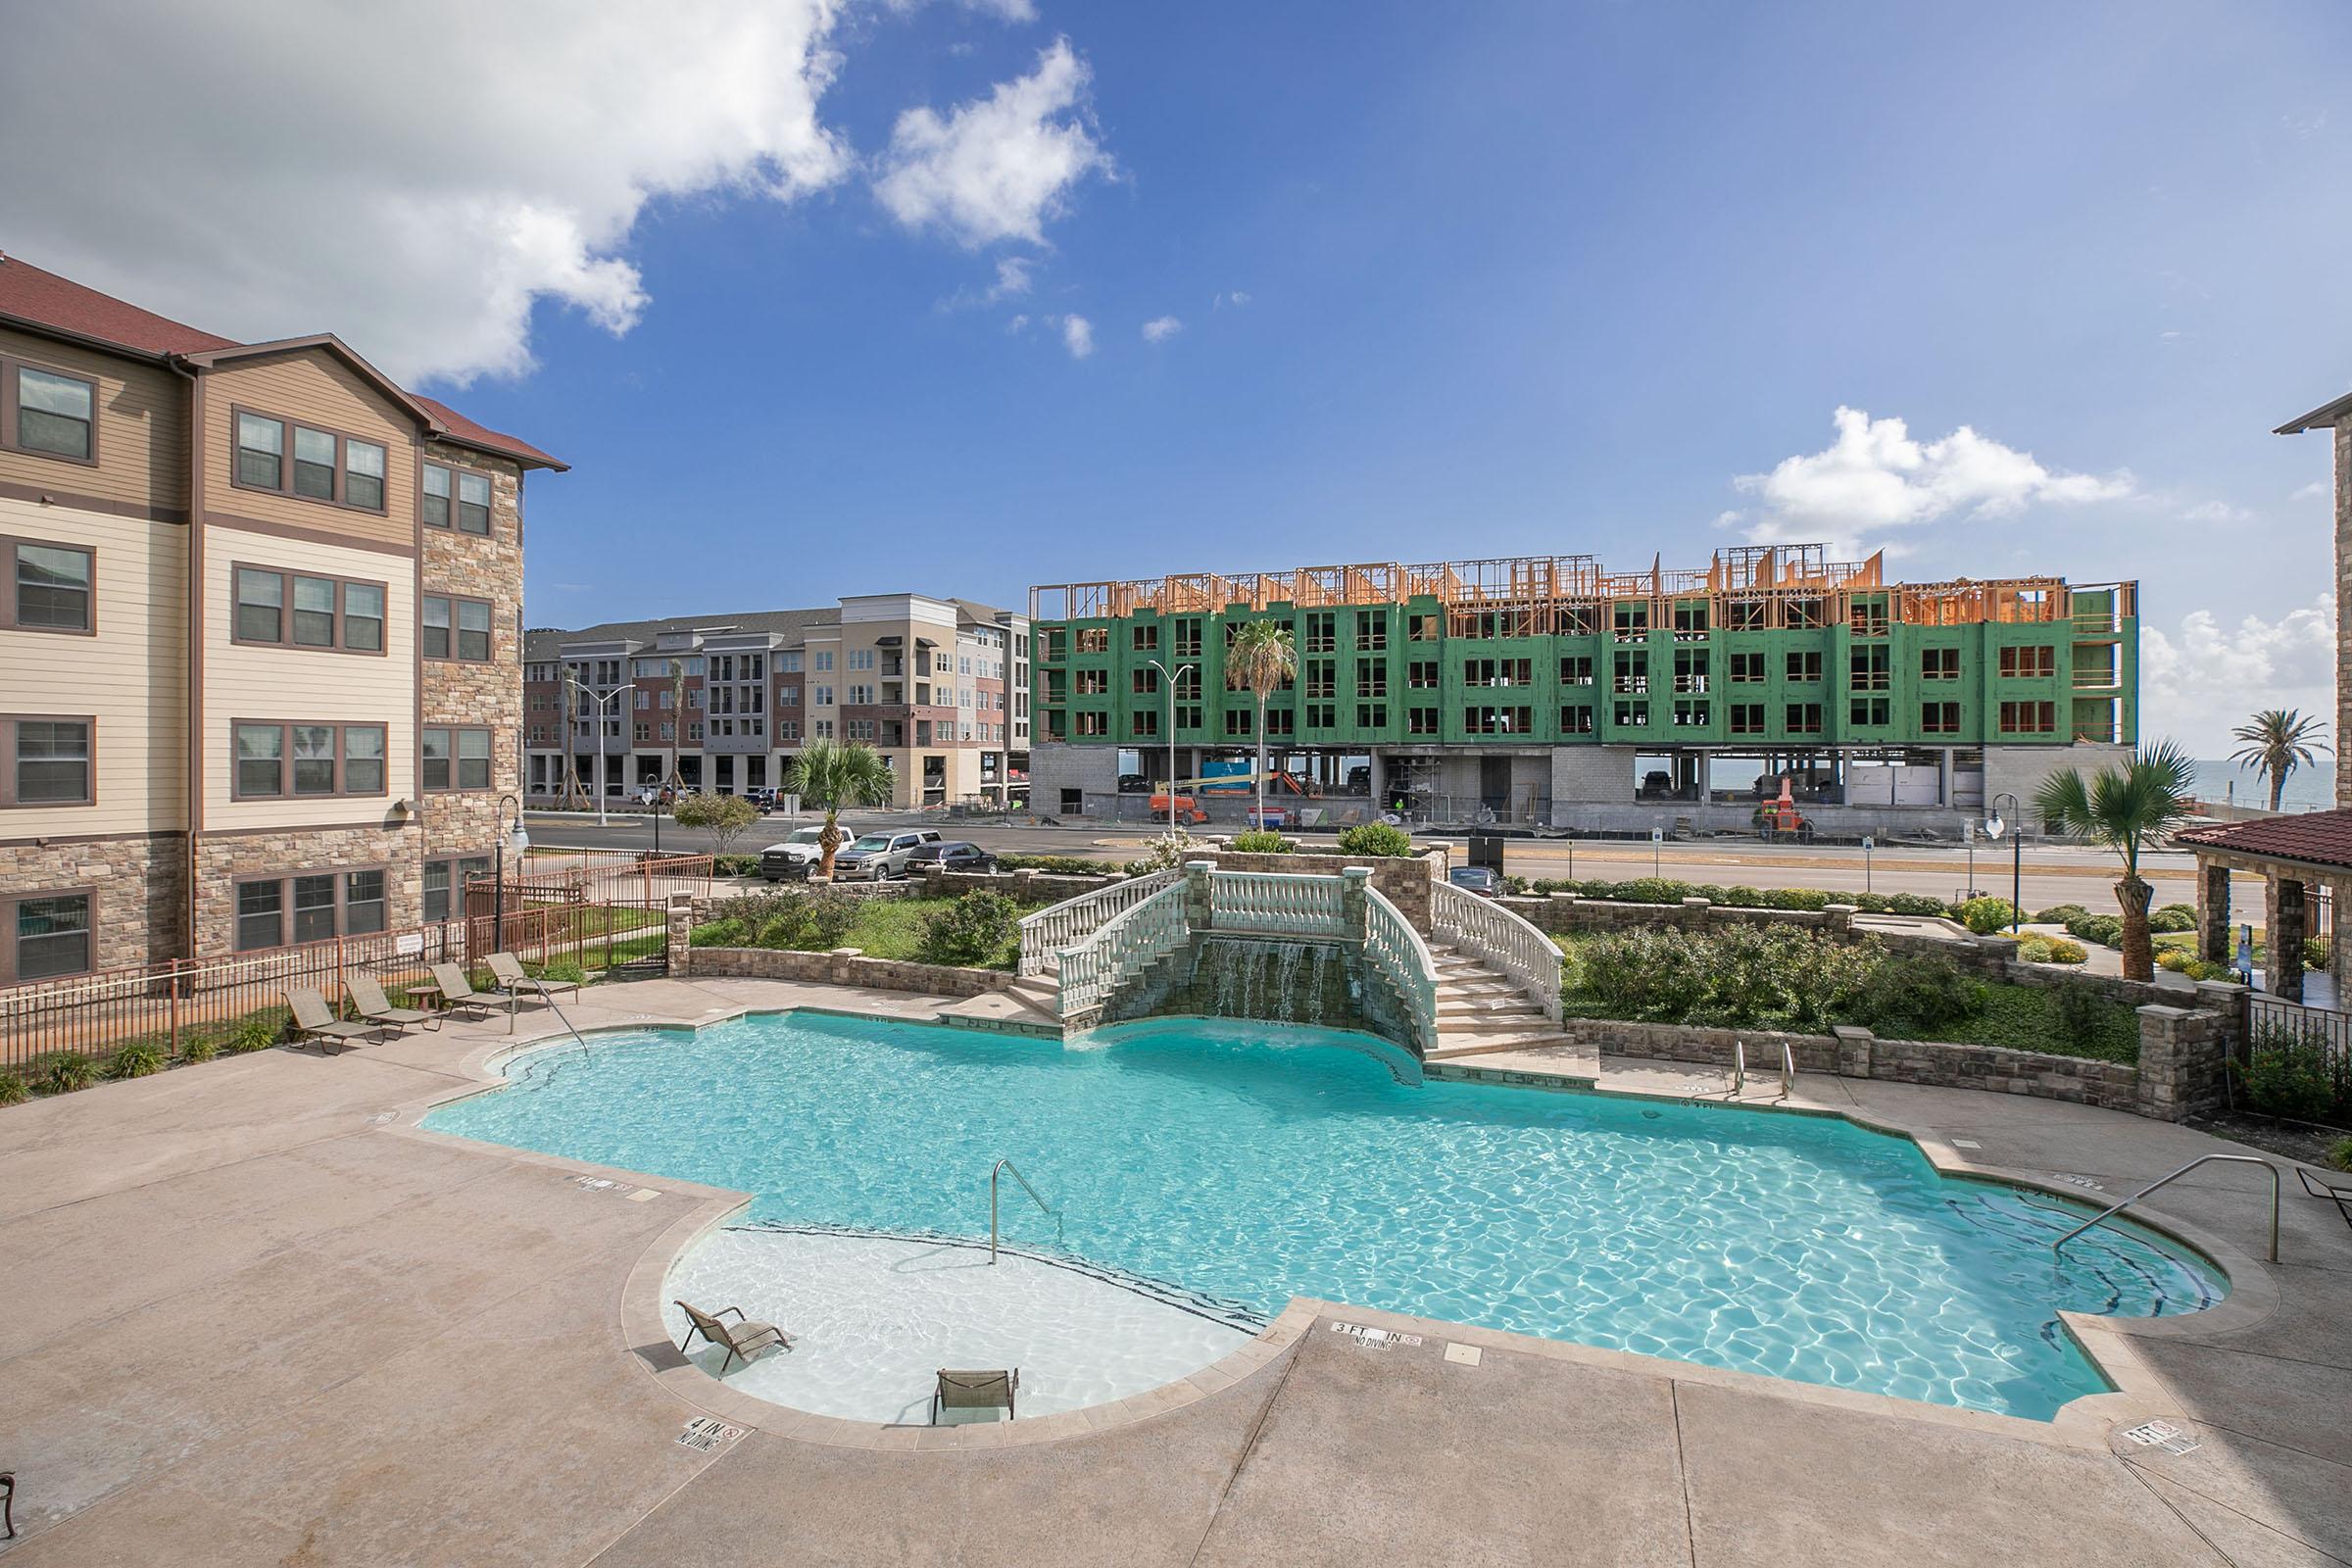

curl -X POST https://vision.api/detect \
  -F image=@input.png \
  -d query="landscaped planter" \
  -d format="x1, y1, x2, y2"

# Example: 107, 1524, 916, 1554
679, 944, 1013, 998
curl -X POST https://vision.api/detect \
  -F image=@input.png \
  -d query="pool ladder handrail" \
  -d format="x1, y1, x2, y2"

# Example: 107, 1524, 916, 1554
1721, 1040, 1793, 1102
990, 1157, 1056, 1264
544, 991, 591, 1060
2050, 1153, 2279, 1265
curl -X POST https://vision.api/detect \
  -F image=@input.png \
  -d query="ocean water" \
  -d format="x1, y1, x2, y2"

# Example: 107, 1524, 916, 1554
2192, 760, 2332, 813
425, 1012, 2227, 1420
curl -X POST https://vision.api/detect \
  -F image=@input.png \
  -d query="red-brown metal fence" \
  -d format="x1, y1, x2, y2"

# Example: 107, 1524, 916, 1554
0, 899, 671, 1075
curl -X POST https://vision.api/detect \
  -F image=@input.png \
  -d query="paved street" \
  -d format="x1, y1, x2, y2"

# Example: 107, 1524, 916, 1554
527, 809, 2235, 915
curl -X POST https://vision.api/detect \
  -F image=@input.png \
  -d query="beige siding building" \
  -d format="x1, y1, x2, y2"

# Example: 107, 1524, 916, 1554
524, 593, 1030, 810
0, 255, 564, 978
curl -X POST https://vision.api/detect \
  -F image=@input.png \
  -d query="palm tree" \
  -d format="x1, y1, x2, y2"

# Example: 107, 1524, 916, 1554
665, 659, 688, 795
2034, 739, 2198, 982
784, 739, 894, 878
1224, 619, 1298, 831
2229, 709, 2329, 812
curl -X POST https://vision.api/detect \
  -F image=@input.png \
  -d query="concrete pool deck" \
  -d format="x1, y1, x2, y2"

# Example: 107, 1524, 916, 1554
0, 972, 2346, 1566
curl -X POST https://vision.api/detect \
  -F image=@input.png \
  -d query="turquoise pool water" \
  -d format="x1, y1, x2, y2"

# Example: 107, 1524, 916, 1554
423, 1011, 2226, 1419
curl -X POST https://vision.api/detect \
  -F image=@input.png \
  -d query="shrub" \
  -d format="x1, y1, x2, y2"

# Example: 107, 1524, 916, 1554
997, 853, 1118, 875
27, 1050, 98, 1094
178, 1035, 220, 1064
1854, 954, 1986, 1037
712, 887, 860, 951
2034, 904, 2091, 925
921, 890, 1022, 966
713, 853, 762, 877
2040, 937, 2087, 964
690, 918, 748, 948
2049, 982, 2110, 1050
1568, 925, 1877, 1029
670, 792, 761, 858
2063, 912, 2124, 949
2306, 936, 2331, 972
1229, 830, 1295, 854
2235, 1024, 2343, 1123
108, 1041, 169, 1080
2329, 1137, 2352, 1173
2017, 936, 2054, 962
225, 1010, 286, 1053
534, 959, 588, 987
1334, 822, 1414, 858
0, 1070, 25, 1105
2146, 905, 2197, 935
1122, 830, 1201, 876
1956, 896, 2019, 935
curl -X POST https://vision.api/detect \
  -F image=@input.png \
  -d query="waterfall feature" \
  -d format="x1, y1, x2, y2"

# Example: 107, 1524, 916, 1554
1199, 938, 1346, 1027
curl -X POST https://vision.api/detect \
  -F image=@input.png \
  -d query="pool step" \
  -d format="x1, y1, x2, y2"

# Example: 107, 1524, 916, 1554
1424, 1031, 1589, 1062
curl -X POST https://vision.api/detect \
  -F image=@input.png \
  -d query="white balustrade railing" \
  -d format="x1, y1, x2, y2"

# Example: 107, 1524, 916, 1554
1018, 869, 1182, 976
1362, 886, 1440, 1055
1055, 883, 1192, 1018
1430, 879, 1562, 1023
1206, 870, 1348, 937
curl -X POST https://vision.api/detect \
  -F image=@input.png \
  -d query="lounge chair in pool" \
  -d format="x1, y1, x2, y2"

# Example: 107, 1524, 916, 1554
486, 952, 582, 1006
932, 1368, 1019, 1424
284, 988, 378, 1054
347, 973, 438, 1035
428, 961, 499, 1020
2300, 1164, 2352, 1231
674, 1300, 792, 1373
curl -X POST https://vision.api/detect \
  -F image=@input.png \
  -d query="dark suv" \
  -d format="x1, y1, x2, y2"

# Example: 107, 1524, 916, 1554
906, 841, 998, 874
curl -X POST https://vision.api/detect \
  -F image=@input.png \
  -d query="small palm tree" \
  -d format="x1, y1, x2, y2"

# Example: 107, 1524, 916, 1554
1224, 619, 1298, 831
2229, 709, 2329, 812
2034, 739, 2198, 982
784, 740, 894, 877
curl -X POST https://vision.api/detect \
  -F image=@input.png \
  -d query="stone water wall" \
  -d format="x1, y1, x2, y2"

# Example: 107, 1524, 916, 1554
1102, 934, 1419, 1059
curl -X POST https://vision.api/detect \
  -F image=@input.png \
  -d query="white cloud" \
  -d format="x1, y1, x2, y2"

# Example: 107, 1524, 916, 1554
0, 0, 854, 386
1733, 407, 2133, 556
882, 0, 1038, 20
940, 254, 1037, 310
2180, 500, 2251, 525
2141, 593, 2337, 752
873, 37, 1113, 249
2293, 479, 2330, 503
1005, 313, 1031, 333
1058, 314, 1095, 358
1211, 290, 1252, 310
1141, 315, 1182, 344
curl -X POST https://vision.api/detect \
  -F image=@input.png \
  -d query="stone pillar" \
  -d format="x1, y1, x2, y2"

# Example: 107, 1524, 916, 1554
1680, 896, 1710, 930
1823, 902, 1857, 937
2198, 860, 2232, 964
1341, 865, 1371, 945
1183, 859, 1216, 932
2135, 1002, 2231, 1122
1368, 752, 1388, 811
2266, 876, 2306, 1002
1832, 1024, 1875, 1078
664, 893, 695, 977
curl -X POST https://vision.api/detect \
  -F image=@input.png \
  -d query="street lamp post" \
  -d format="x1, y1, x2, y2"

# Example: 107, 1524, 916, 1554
1146, 659, 1197, 838
1984, 792, 2022, 933
565, 676, 627, 827
493, 792, 529, 955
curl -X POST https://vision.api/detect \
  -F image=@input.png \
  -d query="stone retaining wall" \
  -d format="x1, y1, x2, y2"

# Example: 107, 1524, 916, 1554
1497, 893, 1854, 938
677, 942, 1012, 998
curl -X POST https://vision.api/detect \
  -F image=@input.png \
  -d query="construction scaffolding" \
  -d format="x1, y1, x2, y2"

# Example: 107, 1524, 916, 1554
1031, 545, 2106, 632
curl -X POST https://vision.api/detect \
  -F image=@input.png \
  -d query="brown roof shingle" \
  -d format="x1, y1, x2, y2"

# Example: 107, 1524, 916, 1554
0, 252, 562, 469
2177, 808, 2352, 871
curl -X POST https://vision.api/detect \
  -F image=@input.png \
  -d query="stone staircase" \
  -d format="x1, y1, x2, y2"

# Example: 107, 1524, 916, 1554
1423, 940, 1583, 1062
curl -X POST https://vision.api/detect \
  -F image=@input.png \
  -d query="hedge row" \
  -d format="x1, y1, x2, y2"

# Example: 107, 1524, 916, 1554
1502, 875, 1952, 918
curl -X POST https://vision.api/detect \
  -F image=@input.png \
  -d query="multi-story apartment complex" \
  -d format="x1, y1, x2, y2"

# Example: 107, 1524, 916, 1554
523, 593, 1029, 809
1027, 546, 2136, 833
0, 254, 563, 981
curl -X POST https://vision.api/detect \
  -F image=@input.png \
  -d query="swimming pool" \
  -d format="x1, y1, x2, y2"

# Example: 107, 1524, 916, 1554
423, 1010, 2227, 1420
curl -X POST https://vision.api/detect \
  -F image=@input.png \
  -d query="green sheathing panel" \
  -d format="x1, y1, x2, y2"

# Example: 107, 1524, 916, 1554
1030, 594, 2132, 751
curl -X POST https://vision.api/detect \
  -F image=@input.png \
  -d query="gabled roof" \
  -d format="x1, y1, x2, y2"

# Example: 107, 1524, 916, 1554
0, 251, 563, 470
2177, 808, 2352, 871
2275, 391, 2352, 435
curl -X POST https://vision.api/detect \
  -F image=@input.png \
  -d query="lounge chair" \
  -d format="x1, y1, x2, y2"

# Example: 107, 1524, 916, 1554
285, 987, 378, 1054
485, 952, 582, 1006
2299, 1164, 2352, 1231
347, 973, 438, 1036
674, 1300, 792, 1374
427, 961, 498, 1020
932, 1368, 1019, 1425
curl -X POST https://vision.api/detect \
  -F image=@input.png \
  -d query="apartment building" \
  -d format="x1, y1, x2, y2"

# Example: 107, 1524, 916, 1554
0, 254, 563, 980
523, 593, 1029, 809
1028, 546, 2136, 834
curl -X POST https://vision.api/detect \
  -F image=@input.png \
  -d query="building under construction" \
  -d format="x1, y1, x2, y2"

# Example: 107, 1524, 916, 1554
1026, 545, 2137, 835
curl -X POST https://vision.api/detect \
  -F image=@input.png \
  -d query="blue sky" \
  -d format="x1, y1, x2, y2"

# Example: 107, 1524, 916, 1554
7, 1, 2349, 751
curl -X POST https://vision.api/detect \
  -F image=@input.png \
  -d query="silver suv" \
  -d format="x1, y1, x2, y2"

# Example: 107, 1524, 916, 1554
830, 829, 941, 881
